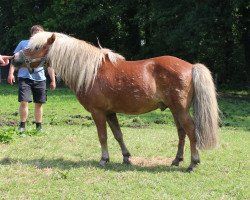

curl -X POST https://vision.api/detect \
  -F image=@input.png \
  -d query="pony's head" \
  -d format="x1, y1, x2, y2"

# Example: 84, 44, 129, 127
12, 33, 56, 70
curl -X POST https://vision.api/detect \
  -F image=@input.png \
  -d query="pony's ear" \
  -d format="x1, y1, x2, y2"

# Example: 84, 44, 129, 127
47, 33, 56, 45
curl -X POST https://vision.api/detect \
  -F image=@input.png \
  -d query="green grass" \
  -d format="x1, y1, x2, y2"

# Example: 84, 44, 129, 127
0, 83, 249, 199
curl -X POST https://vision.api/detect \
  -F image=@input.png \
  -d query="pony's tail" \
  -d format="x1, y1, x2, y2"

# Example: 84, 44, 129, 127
192, 64, 219, 150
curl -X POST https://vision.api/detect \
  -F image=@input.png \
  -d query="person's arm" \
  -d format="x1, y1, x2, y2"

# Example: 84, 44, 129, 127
47, 67, 56, 90
0, 55, 12, 66
7, 41, 24, 84
7, 63, 15, 85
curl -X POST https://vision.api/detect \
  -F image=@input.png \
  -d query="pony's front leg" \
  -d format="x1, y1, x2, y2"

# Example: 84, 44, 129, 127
106, 113, 131, 164
91, 112, 109, 167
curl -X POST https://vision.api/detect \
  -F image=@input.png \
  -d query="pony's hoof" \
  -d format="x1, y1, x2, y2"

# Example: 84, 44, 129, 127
171, 161, 179, 166
171, 157, 183, 166
186, 159, 200, 172
99, 160, 107, 167
123, 156, 131, 165
99, 158, 109, 167
186, 167, 194, 173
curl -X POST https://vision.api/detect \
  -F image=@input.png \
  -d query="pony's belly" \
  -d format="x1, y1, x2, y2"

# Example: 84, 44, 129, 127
104, 85, 161, 114
109, 100, 159, 115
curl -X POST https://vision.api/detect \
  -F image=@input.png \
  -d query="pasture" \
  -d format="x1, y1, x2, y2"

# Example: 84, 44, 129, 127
0, 83, 249, 199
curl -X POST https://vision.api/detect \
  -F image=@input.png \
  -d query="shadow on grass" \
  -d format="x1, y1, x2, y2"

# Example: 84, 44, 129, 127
0, 157, 187, 173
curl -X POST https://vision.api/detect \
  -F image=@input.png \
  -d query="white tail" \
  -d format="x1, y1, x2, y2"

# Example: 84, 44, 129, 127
192, 64, 219, 150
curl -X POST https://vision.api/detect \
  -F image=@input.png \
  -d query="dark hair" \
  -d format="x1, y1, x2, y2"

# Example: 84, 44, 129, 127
30, 25, 44, 35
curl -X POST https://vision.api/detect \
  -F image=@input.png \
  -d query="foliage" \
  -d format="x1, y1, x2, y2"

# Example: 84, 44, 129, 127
0, 0, 249, 86
0, 128, 17, 143
0, 127, 45, 143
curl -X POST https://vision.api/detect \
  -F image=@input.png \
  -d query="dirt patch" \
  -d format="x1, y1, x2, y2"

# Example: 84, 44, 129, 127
69, 115, 92, 120
0, 119, 17, 127
130, 156, 174, 167
127, 123, 148, 128
64, 119, 81, 125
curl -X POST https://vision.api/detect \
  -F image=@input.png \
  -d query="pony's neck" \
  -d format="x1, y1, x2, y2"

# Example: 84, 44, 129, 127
48, 36, 105, 92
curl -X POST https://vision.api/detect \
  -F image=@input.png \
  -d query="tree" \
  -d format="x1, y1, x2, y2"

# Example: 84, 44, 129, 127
0, 0, 248, 86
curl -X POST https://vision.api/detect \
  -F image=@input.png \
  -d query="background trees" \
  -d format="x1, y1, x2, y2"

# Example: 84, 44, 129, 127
0, 0, 249, 87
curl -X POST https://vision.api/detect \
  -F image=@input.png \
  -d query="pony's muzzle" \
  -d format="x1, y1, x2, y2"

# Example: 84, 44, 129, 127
11, 54, 24, 67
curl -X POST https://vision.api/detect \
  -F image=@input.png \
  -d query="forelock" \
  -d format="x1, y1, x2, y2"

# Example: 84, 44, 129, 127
28, 32, 53, 50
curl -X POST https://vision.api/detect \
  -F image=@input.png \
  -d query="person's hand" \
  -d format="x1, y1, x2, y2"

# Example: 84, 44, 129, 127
50, 81, 56, 90
0, 55, 12, 66
7, 74, 15, 85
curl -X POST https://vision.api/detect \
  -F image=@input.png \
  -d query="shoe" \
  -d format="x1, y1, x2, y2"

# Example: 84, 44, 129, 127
18, 127, 26, 132
36, 128, 44, 133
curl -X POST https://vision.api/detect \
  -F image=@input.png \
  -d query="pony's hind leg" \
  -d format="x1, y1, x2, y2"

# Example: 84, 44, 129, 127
171, 115, 186, 166
178, 111, 200, 172
106, 113, 131, 164
91, 111, 110, 167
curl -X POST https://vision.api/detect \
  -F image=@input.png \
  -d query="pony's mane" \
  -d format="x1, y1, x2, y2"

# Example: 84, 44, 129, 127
29, 31, 125, 92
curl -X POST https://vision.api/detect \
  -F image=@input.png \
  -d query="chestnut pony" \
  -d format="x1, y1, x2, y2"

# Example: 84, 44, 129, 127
12, 32, 219, 172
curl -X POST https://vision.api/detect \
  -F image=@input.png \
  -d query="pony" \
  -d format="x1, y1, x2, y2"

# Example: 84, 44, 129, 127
12, 31, 219, 172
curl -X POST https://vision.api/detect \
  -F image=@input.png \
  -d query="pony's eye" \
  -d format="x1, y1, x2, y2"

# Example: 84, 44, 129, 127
35, 46, 40, 51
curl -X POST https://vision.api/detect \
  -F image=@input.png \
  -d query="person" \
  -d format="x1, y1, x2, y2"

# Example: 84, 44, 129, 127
8, 25, 56, 132
0, 55, 12, 66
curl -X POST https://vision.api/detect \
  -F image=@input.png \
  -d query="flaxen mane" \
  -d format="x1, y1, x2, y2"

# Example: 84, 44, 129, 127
29, 31, 125, 92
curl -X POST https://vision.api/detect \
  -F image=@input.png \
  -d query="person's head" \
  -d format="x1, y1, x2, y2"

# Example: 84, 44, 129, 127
30, 25, 44, 36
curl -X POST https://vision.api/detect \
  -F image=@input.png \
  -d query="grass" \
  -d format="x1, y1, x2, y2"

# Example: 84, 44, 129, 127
0, 83, 249, 199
